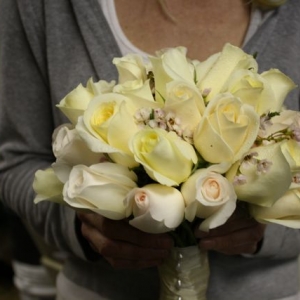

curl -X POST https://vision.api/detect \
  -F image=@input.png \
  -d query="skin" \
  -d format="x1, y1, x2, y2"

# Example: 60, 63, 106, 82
77, 212, 173, 269
114, 0, 251, 61
78, 0, 266, 269
77, 206, 266, 269
195, 206, 266, 255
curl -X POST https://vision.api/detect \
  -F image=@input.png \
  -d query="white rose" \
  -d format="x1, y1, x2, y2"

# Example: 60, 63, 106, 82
194, 52, 220, 84
225, 69, 296, 115
130, 128, 198, 186
113, 79, 154, 102
226, 143, 292, 207
259, 110, 300, 140
181, 163, 237, 231
57, 78, 116, 125
76, 92, 162, 167
86, 78, 116, 95
57, 83, 94, 124
52, 124, 105, 182
52, 124, 103, 164
33, 168, 64, 204
194, 93, 260, 164
249, 189, 300, 228
280, 140, 300, 189
112, 54, 154, 101
124, 184, 185, 233
113, 53, 147, 83
197, 43, 258, 102
164, 80, 205, 131
150, 47, 195, 103
63, 163, 137, 220
281, 139, 300, 171
76, 93, 139, 167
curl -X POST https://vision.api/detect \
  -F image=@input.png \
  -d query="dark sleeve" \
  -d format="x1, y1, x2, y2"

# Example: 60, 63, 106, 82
0, 0, 88, 259
252, 224, 300, 259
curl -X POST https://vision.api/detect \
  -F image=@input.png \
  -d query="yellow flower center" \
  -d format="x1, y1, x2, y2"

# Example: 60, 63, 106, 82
90, 101, 117, 141
140, 132, 159, 153
91, 102, 116, 127
173, 85, 193, 100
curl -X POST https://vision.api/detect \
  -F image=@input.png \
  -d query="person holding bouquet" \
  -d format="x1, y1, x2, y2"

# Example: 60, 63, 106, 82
1, 0, 300, 299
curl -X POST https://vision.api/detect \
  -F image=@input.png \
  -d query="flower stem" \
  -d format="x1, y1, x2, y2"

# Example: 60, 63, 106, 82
169, 231, 185, 248
182, 220, 198, 246
169, 220, 198, 247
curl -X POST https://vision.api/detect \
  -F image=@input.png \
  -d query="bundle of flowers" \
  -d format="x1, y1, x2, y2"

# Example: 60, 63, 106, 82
33, 43, 300, 244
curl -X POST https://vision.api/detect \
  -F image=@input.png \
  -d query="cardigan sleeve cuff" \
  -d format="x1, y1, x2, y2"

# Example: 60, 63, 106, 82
65, 208, 99, 261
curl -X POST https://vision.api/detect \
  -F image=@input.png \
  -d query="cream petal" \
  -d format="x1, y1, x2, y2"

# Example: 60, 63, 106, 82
128, 184, 185, 233
229, 143, 292, 207
249, 189, 300, 228
198, 44, 257, 101
199, 199, 236, 231
261, 69, 297, 112
33, 168, 64, 204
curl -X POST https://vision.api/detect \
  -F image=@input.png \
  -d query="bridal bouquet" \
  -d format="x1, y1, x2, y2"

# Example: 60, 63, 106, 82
33, 43, 300, 299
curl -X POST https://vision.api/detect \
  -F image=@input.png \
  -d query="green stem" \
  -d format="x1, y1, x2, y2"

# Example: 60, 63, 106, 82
181, 220, 198, 246
169, 220, 198, 247
169, 231, 185, 248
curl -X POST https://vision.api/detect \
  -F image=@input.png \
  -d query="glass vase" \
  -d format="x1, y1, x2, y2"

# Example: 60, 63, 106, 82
158, 246, 209, 300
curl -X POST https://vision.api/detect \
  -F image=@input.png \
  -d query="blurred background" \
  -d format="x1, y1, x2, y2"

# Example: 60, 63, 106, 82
0, 201, 19, 300
0, 201, 61, 300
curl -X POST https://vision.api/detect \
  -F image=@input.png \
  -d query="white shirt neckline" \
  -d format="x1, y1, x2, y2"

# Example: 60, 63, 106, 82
98, 0, 274, 58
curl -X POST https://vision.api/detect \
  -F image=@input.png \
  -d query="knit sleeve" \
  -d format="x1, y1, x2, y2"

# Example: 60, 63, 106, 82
0, 0, 87, 260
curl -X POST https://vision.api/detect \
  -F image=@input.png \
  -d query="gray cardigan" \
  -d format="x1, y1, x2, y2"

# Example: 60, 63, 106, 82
1, 0, 300, 299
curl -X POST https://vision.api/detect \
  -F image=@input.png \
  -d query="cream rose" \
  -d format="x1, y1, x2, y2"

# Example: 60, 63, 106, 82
52, 124, 103, 165
113, 53, 147, 83
225, 69, 296, 115
86, 78, 116, 95
259, 110, 300, 140
63, 162, 137, 220
76, 93, 140, 167
52, 124, 105, 182
164, 80, 205, 131
281, 139, 300, 170
124, 184, 185, 233
113, 79, 154, 102
181, 163, 237, 231
194, 93, 260, 164
130, 128, 198, 186
249, 189, 300, 228
197, 43, 258, 102
112, 54, 154, 101
150, 47, 195, 103
280, 140, 300, 189
57, 83, 95, 124
33, 168, 64, 204
226, 143, 292, 207
76, 92, 163, 167
194, 52, 220, 84
57, 78, 115, 125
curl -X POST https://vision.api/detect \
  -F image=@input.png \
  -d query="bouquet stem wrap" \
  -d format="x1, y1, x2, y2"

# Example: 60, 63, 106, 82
158, 246, 209, 300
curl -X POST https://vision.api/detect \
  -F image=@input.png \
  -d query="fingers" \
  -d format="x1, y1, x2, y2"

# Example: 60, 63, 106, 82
199, 222, 266, 255
77, 212, 173, 269
194, 205, 266, 255
78, 212, 173, 249
195, 216, 258, 239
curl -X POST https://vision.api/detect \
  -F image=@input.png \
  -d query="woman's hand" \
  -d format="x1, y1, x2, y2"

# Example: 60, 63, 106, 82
195, 207, 266, 255
77, 212, 173, 270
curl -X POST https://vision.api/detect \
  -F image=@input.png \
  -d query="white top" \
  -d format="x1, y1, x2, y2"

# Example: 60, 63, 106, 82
99, 0, 148, 57
98, 0, 274, 58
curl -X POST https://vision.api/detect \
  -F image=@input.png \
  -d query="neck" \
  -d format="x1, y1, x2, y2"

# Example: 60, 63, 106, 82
114, 0, 251, 60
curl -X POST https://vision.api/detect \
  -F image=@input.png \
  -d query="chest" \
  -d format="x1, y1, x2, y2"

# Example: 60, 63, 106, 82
114, 0, 251, 61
